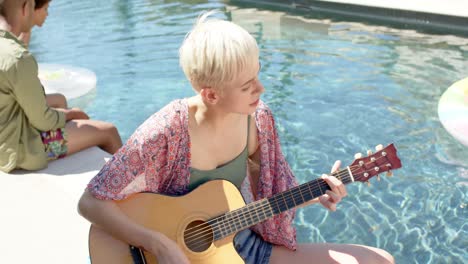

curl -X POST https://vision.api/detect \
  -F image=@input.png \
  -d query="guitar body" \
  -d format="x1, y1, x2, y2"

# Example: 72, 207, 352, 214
89, 180, 246, 264
89, 144, 402, 263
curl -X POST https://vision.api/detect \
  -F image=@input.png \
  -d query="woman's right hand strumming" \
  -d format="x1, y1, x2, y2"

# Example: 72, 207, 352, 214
78, 190, 190, 264
149, 232, 190, 264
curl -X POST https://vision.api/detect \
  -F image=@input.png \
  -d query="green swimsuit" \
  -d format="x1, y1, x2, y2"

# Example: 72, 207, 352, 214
188, 116, 250, 191
187, 115, 273, 264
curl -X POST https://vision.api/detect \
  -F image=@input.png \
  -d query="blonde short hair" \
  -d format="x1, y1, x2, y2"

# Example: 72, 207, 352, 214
179, 11, 259, 91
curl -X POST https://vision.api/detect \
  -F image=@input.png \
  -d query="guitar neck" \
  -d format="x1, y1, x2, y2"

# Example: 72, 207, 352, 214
211, 168, 354, 241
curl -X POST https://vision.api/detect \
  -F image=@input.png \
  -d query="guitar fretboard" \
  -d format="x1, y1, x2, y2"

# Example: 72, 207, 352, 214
212, 168, 353, 240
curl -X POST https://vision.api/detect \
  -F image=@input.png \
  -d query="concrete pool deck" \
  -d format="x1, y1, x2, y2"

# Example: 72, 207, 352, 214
0, 147, 111, 264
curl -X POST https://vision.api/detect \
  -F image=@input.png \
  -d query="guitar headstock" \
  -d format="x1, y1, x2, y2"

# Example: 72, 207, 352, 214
349, 143, 402, 183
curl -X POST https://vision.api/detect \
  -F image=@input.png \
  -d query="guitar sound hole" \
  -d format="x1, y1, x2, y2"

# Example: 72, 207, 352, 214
184, 220, 213, 252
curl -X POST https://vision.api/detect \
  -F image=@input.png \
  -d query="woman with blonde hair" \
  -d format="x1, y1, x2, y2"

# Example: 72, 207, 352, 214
78, 11, 394, 264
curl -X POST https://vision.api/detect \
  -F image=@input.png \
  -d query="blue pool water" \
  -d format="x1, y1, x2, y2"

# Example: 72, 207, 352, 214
32, 1, 467, 263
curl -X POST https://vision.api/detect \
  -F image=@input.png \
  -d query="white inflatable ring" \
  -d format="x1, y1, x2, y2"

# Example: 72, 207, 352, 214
438, 77, 468, 147
38, 63, 97, 100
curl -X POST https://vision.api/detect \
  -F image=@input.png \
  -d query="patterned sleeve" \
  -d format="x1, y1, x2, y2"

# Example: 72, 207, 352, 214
87, 111, 169, 200
252, 101, 299, 250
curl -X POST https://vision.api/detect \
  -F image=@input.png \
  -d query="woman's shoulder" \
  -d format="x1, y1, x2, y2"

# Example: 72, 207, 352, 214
146, 99, 188, 122
133, 99, 189, 139
254, 100, 274, 123
157, 98, 188, 115
256, 99, 270, 111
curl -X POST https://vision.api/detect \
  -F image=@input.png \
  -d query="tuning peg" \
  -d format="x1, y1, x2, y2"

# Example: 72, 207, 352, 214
386, 170, 393, 177
354, 153, 363, 159
375, 144, 384, 151
366, 181, 371, 187
367, 150, 373, 156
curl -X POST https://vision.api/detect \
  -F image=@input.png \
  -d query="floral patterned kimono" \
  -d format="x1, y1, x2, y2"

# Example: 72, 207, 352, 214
88, 99, 299, 250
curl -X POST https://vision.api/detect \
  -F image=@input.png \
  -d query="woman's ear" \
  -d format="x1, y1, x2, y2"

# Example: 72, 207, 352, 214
200, 87, 219, 105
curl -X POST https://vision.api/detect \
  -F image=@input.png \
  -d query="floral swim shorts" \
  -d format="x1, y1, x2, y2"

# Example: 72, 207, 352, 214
40, 128, 68, 160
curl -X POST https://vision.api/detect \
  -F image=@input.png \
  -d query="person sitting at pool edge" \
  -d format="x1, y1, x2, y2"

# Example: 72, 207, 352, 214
19, 0, 68, 110
19, 0, 50, 47
0, 0, 123, 173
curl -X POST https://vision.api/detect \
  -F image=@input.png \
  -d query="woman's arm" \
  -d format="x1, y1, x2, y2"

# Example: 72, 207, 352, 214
78, 190, 158, 252
78, 190, 191, 263
77, 104, 192, 263
251, 103, 345, 210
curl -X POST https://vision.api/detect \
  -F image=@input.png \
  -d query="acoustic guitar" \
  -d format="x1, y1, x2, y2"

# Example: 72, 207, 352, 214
88, 143, 402, 264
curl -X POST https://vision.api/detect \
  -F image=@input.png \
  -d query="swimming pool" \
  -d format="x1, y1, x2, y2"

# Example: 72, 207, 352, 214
31, 0, 467, 263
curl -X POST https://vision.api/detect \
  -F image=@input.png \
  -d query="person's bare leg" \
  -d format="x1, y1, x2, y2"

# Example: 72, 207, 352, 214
65, 119, 122, 155
270, 243, 394, 264
46, 93, 68, 108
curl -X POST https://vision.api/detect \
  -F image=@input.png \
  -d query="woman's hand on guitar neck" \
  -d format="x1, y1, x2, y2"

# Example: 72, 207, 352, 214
319, 160, 348, 211
149, 231, 190, 264
318, 144, 385, 211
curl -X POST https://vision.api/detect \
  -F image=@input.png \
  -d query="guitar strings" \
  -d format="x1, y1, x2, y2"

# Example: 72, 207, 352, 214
186, 171, 387, 252
185, 156, 382, 238
183, 155, 392, 249
183, 155, 391, 250
184, 160, 387, 252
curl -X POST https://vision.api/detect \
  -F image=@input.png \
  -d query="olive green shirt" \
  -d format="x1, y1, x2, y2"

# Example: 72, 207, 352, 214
0, 30, 65, 173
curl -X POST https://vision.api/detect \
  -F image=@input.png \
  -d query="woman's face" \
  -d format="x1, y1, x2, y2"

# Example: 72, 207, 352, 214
34, 2, 49, 27
216, 59, 265, 115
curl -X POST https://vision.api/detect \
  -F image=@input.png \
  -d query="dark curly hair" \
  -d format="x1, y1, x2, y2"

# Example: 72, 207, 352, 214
35, 0, 51, 9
